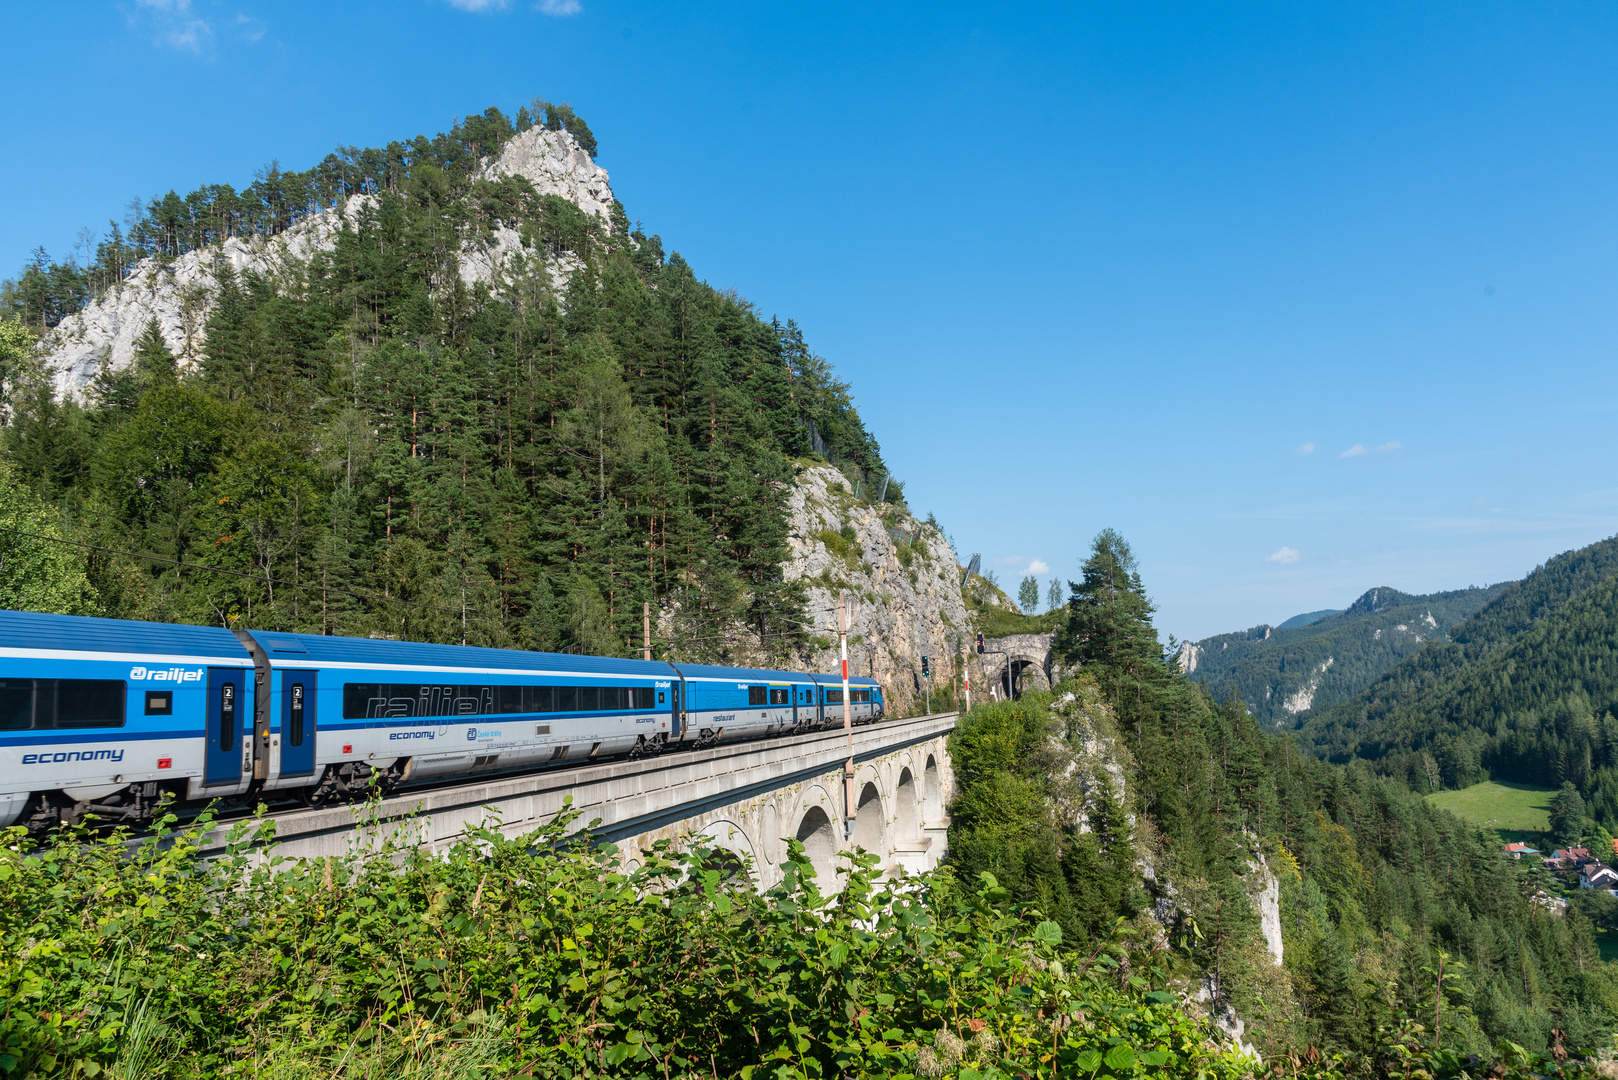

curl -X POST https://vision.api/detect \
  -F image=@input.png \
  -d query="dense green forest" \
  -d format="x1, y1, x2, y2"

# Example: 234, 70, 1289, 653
1184, 584, 1509, 729
0, 100, 894, 663
949, 530, 1618, 1063
1296, 535, 1618, 824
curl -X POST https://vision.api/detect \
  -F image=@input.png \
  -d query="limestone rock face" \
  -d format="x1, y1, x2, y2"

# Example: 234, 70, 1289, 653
1177, 640, 1202, 674
41, 197, 373, 401
36, 127, 612, 402
477, 127, 615, 223
1254, 857, 1284, 965
783, 464, 970, 716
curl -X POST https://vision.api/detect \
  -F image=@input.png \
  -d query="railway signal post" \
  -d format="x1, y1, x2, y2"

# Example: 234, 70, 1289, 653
840, 592, 855, 839
962, 640, 971, 712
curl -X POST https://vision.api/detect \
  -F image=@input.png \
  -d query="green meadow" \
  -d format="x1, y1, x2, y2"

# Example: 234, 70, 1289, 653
1426, 779, 1555, 846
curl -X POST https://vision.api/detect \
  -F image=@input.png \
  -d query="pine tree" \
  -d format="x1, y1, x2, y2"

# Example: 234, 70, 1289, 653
1551, 781, 1587, 846
133, 319, 177, 386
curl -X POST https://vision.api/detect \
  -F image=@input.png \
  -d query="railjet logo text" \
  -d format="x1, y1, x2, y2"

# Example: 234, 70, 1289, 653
130, 666, 203, 682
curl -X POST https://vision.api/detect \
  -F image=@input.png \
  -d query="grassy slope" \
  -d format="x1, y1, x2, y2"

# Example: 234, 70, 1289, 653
1425, 780, 1554, 846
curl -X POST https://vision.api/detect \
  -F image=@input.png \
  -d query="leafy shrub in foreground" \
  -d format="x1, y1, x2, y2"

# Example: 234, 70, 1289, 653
1, 806, 1601, 1079
0, 806, 1254, 1079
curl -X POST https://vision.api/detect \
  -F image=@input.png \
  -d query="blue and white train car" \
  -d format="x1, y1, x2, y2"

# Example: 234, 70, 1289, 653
0, 609, 886, 833
0, 612, 258, 829
242, 630, 681, 803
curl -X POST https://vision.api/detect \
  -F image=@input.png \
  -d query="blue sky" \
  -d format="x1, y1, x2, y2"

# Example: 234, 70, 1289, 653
4, 1, 1617, 641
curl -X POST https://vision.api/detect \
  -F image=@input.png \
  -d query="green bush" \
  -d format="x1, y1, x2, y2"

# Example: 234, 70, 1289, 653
0, 806, 1260, 1080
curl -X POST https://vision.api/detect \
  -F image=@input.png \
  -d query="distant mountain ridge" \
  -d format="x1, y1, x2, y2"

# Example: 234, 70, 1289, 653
1179, 583, 1511, 728
1294, 534, 1618, 814
1277, 608, 1340, 629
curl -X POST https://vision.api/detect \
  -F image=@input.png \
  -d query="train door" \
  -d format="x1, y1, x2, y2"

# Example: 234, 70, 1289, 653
205, 667, 247, 786
279, 669, 318, 777
671, 681, 683, 739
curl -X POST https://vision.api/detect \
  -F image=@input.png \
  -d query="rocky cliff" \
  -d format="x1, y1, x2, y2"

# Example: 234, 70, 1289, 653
783, 464, 970, 716
36, 127, 611, 402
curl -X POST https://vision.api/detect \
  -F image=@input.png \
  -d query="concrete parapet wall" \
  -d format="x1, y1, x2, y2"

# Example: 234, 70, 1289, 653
200, 714, 958, 891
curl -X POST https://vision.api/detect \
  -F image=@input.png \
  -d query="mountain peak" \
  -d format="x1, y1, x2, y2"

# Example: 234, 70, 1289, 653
37, 127, 614, 403
1343, 587, 1415, 618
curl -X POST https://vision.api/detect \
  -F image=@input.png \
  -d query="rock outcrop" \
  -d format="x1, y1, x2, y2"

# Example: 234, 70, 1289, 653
1254, 856, 1283, 965
783, 464, 970, 716
36, 127, 612, 402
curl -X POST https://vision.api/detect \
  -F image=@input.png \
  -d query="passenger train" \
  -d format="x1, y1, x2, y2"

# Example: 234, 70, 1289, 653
0, 610, 884, 833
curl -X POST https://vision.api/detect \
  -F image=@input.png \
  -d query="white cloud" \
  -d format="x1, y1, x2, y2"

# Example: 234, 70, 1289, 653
235, 12, 266, 40
1339, 443, 1366, 458
1028, 559, 1050, 574
1265, 546, 1301, 565
446, 0, 511, 9
1297, 442, 1315, 455
1375, 440, 1402, 453
538, 0, 582, 13
133, 0, 213, 52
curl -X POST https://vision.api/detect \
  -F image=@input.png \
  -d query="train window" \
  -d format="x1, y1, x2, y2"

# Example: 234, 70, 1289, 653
288, 684, 305, 747
0, 679, 126, 729
825, 688, 843, 704
769, 687, 788, 705
657, 691, 666, 704
853, 689, 872, 703
341, 682, 654, 719
747, 686, 767, 706
0, 679, 34, 729
145, 691, 173, 716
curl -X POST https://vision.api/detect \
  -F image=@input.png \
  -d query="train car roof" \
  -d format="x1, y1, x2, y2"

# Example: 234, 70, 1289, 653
670, 661, 818, 683
243, 629, 679, 678
239, 628, 682, 680
811, 674, 880, 685
0, 609, 253, 661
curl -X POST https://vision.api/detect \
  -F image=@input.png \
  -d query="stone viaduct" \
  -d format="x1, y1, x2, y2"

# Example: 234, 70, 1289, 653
205, 713, 957, 891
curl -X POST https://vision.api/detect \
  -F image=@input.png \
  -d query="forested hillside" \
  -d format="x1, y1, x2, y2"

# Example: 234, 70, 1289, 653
0, 100, 893, 664
1296, 535, 1618, 819
1182, 583, 1508, 728
950, 530, 1618, 1061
